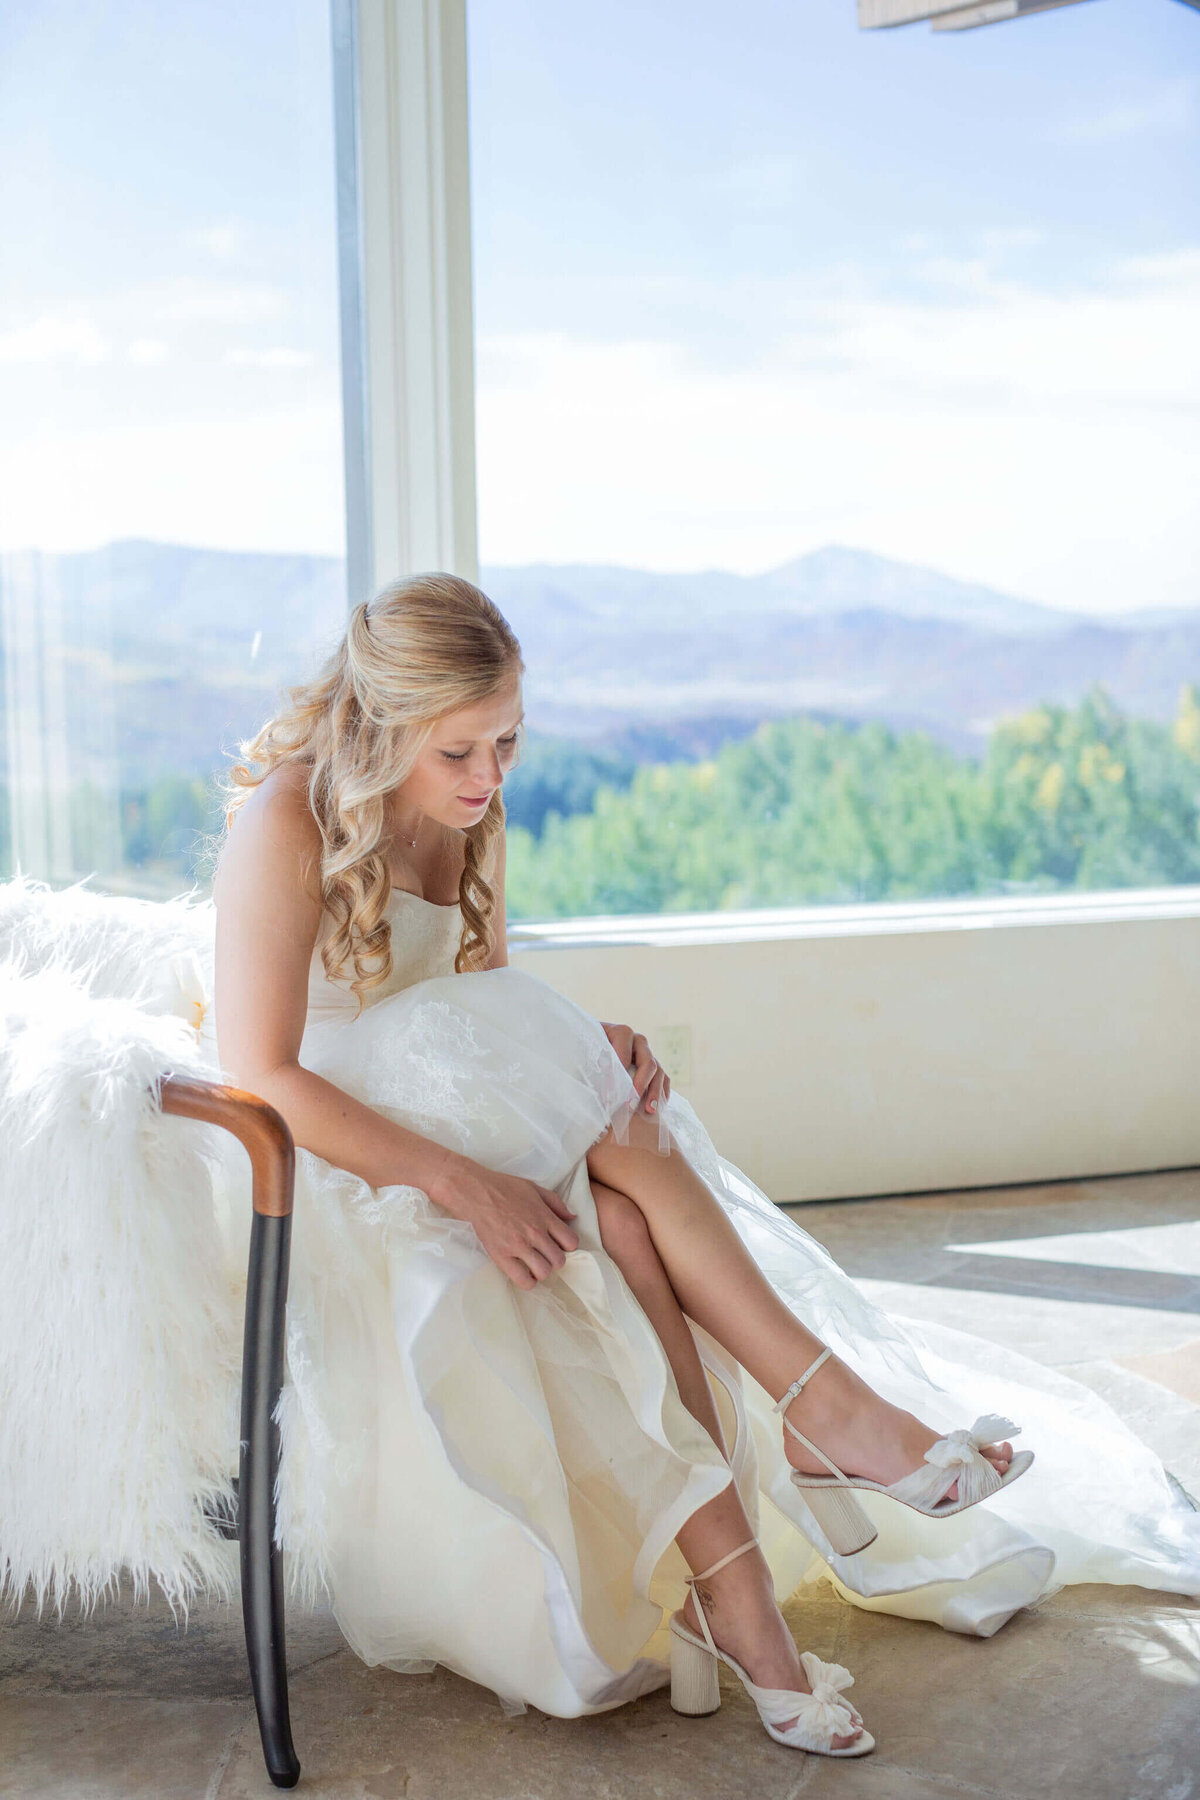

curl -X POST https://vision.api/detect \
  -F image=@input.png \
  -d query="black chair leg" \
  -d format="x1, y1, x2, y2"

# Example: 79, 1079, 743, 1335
241, 1210, 301, 1788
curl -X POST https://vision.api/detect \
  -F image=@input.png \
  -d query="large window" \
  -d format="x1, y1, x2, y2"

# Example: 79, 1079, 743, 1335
469, 0, 1200, 919
0, 0, 345, 895
6, 1, 1197, 921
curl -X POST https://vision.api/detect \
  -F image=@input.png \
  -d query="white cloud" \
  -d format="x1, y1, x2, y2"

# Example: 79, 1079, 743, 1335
789, 256, 1200, 407
183, 221, 248, 260
128, 277, 288, 328
973, 227, 1045, 256
0, 406, 346, 557
223, 347, 315, 369
710, 155, 803, 210
1112, 247, 1200, 290
0, 316, 110, 365
474, 249, 1200, 615
1049, 76, 1195, 144
126, 338, 170, 365
3, 245, 1194, 617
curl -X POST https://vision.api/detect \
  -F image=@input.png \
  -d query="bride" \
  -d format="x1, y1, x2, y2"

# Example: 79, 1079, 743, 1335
212, 572, 1200, 1759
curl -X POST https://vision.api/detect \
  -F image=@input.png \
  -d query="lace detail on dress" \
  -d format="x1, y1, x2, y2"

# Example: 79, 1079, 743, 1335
362, 998, 503, 1152
350, 1184, 432, 1234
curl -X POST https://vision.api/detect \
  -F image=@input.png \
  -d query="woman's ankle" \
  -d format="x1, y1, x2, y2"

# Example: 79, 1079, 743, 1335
683, 1548, 784, 1634
778, 1355, 866, 1449
777, 1359, 938, 1486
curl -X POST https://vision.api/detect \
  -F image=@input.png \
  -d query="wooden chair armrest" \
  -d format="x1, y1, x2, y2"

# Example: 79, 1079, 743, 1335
157, 1071, 301, 1783
158, 1075, 295, 1219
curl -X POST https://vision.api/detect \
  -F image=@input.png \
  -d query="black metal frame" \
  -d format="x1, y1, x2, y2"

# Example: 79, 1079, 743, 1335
161, 1076, 301, 1789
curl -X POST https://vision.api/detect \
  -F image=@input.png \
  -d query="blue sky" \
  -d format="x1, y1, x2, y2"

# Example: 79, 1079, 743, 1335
470, 0, 1197, 314
1, 0, 1196, 614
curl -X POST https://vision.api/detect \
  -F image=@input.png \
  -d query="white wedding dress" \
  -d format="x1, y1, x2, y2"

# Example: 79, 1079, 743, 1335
254, 886, 1200, 1719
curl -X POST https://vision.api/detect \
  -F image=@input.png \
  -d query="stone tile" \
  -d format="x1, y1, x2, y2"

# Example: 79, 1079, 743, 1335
217, 1648, 815, 1800
0, 1693, 245, 1800
0, 1586, 345, 1701
781, 1199, 965, 1285
1119, 1338, 1200, 1408
790, 1176, 1200, 1297
952, 1221, 1200, 1279
804, 1764, 986, 1799
925, 1253, 1200, 1315
1069, 1169, 1200, 1214
1058, 1360, 1200, 1502
894, 1178, 1101, 1217
964, 1169, 1200, 1220
802, 1585, 1200, 1800
954, 1182, 1199, 1236
857, 1278, 1200, 1365
865, 1179, 1099, 1215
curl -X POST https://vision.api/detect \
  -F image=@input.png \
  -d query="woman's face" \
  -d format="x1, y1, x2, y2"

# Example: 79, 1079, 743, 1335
395, 674, 524, 831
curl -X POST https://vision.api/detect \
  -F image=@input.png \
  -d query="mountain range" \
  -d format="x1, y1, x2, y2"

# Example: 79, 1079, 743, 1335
2, 540, 1196, 783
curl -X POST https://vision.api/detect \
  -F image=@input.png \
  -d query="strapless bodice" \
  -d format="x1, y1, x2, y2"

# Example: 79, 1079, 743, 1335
304, 888, 462, 1029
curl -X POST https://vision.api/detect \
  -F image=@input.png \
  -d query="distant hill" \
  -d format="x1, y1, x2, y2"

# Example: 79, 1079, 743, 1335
484, 545, 1081, 639
484, 549, 1199, 754
1, 539, 1196, 783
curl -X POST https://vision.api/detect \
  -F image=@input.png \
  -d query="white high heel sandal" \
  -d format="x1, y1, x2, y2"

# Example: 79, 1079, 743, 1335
667, 1537, 874, 1757
774, 1346, 1035, 1557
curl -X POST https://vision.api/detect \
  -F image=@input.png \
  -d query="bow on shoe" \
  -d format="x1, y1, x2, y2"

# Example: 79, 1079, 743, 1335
802, 1652, 861, 1722
921, 1414, 1020, 1507
756, 1653, 861, 1748
924, 1415, 1019, 1471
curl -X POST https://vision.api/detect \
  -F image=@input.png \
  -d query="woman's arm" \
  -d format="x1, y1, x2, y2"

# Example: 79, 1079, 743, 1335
212, 775, 577, 1288
213, 769, 461, 1196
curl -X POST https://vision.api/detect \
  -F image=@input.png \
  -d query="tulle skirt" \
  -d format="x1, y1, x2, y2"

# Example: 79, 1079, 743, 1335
255, 965, 1200, 1718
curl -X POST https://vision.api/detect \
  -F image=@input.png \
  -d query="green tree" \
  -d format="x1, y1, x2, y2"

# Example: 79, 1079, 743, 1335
507, 688, 1200, 920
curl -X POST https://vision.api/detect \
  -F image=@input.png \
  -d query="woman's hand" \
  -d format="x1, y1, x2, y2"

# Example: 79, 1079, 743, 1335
427, 1157, 580, 1291
600, 1022, 671, 1115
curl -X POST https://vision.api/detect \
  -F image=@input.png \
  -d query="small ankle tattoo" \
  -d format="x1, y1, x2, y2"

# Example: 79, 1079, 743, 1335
694, 1582, 716, 1613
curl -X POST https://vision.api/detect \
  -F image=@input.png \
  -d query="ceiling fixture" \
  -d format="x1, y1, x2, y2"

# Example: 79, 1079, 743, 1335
858, 0, 1197, 32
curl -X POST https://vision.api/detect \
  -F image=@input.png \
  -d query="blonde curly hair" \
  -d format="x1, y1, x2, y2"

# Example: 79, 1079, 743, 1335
222, 571, 524, 1007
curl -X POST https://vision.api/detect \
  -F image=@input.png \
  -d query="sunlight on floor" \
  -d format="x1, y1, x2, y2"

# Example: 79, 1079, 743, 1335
947, 1222, 1200, 1277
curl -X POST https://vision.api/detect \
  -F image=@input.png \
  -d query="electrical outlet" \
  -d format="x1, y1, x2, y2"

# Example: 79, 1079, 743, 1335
650, 1024, 693, 1087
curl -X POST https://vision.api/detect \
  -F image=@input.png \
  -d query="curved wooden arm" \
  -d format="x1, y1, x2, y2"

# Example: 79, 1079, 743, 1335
158, 1075, 295, 1219
158, 1070, 301, 1783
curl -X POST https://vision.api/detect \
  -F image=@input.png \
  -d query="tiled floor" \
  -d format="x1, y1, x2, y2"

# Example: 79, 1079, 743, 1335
3, 1169, 1199, 1800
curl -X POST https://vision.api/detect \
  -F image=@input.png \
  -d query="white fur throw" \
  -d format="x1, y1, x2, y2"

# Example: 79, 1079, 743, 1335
0, 878, 244, 1617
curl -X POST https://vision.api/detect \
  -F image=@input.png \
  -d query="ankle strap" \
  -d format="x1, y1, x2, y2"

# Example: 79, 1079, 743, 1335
771, 1345, 832, 1416
686, 1537, 757, 1587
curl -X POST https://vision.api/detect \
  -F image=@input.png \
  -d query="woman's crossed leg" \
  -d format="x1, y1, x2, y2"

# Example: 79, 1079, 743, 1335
590, 1178, 861, 1746
587, 1115, 1012, 1494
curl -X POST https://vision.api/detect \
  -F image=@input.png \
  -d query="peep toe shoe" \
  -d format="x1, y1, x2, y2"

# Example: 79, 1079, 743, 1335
776, 1347, 1035, 1557
667, 1538, 874, 1756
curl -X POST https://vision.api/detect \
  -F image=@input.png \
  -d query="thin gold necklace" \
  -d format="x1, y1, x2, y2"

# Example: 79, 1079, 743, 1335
392, 808, 421, 850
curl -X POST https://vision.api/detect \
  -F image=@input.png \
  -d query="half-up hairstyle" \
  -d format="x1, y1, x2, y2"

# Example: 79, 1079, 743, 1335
222, 572, 524, 1008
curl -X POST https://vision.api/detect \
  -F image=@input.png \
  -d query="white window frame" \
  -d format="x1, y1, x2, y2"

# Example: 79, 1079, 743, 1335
330, 0, 1200, 1195
331, 0, 478, 602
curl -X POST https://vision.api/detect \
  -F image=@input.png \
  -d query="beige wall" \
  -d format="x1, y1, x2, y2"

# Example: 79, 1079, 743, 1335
510, 903, 1200, 1203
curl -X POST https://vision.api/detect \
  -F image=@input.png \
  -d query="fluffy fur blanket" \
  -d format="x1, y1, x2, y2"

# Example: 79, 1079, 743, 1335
0, 878, 250, 1617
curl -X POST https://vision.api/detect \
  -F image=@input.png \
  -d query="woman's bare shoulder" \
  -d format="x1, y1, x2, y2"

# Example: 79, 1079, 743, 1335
214, 763, 324, 911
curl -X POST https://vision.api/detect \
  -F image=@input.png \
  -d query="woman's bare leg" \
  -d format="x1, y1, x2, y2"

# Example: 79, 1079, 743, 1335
587, 1117, 1011, 1490
592, 1178, 728, 1455
590, 1180, 861, 1746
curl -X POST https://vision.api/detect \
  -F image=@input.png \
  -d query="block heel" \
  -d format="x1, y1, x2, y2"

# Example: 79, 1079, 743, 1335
668, 1624, 721, 1716
667, 1538, 873, 1755
793, 1480, 878, 1556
